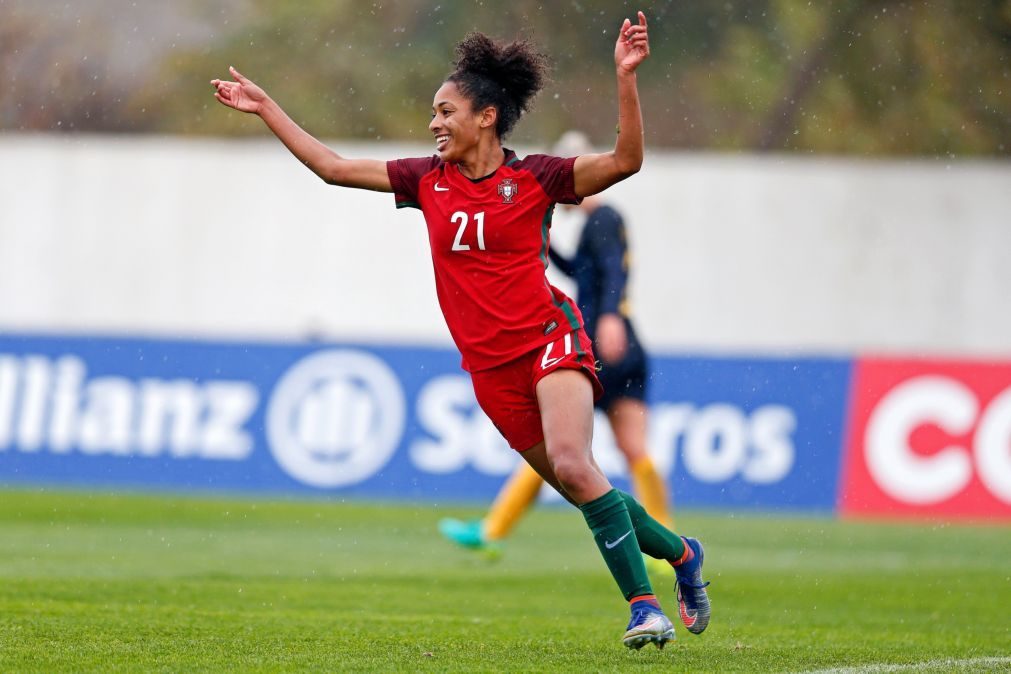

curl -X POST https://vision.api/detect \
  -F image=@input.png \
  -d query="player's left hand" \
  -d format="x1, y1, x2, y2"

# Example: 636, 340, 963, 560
596, 313, 628, 364
615, 11, 650, 74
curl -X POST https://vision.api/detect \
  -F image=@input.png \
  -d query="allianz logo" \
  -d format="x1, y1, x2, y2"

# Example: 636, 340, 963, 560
0, 349, 408, 489
0, 354, 258, 459
265, 350, 405, 488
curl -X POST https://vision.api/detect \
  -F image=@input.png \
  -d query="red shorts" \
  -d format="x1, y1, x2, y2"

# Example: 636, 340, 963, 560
470, 328, 603, 452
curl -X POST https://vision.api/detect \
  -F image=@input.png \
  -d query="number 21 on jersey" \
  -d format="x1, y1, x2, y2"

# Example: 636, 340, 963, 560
451, 211, 485, 251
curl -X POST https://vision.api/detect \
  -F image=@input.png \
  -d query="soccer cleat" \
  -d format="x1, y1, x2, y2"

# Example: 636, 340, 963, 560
674, 536, 711, 635
437, 518, 502, 559
622, 601, 676, 650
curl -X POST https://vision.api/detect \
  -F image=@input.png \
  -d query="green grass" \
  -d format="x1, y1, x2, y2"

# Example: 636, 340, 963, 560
0, 489, 1008, 672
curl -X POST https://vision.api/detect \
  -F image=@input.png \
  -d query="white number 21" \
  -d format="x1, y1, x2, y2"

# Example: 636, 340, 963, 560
451, 211, 486, 251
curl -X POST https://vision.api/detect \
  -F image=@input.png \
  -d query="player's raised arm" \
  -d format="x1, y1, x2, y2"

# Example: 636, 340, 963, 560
211, 66, 392, 192
572, 11, 649, 198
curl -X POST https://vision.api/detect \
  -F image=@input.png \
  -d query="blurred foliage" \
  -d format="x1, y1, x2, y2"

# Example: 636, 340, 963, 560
1, 0, 1009, 155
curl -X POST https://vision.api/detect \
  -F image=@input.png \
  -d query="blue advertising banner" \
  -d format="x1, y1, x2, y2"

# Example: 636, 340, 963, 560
640, 357, 852, 512
0, 334, 852, 511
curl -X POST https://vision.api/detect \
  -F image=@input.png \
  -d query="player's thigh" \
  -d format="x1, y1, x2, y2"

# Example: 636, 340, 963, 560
606, 397, 649, 464
535, 368, 595, 456
535, 369, 611, 502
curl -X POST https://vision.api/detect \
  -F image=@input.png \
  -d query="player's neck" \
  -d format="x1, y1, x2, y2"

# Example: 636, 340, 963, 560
455, 139, 505, 180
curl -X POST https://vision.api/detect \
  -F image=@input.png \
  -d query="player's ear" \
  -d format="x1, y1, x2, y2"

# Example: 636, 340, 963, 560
478, 105, 498, 130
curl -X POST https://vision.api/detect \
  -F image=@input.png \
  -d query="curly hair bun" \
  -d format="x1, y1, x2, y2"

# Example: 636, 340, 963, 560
449, 32, 550, 139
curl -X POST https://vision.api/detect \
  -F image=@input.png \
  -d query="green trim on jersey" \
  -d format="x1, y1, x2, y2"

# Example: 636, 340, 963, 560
396, 201, 420, 210
505, 154, 521, 167
538, 205, 555, 270
574, 331, 586, 358
539, 203, 581, 331
557, 296, 580, 331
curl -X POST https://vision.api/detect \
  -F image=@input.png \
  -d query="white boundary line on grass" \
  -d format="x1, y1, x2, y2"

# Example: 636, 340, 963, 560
804, 656, 1011, 673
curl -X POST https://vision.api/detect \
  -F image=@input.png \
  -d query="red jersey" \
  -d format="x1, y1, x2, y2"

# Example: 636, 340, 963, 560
387, 149, 584, 372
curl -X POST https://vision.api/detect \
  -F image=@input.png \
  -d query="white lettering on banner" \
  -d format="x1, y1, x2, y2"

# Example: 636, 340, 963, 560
49, 356, 84, 452
0, 353, 258, 460
866, 376, 975, 504
650, 403, 797, 485
410, 374, 517, 475
975, 387, 1011, 502
266, 350, 405, 488
78, 377, 134, 455
407, 378, 796, 487
866, 375, 1011, 505
683, 404, 748, 482
0, 356, 17, 448
744, 406, 797, 483
19, 357, 51, 451
202, 383, 260, 460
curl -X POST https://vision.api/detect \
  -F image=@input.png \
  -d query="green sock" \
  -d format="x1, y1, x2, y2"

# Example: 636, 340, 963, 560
618, 490, 686, 561
578, 489, 653, 601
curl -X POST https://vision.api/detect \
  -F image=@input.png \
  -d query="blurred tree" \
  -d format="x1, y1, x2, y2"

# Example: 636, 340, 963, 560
682, 0, 1011, 155
0, 3, 138, 131
1, 0, 1008, 156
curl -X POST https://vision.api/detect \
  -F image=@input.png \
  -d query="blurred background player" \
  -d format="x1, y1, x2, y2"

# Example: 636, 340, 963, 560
440, 130, 673, 569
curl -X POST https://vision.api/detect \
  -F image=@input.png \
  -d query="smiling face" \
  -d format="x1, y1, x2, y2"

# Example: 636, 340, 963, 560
429, 81, 492, 163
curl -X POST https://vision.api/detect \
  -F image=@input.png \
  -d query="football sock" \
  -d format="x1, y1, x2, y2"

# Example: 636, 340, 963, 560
579, 488, 653, 601
617, 490, 687, 563
629, 593, 660, 609
483, 462, 544, 541
630, 454, 673, 527
671, 541, 694, 567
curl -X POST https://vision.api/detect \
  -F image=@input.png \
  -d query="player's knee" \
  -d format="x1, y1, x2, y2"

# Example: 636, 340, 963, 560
548, 452, 594, 494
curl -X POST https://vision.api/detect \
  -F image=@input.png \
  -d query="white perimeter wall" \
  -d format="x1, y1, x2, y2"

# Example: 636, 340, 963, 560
1, 134, 1009, 357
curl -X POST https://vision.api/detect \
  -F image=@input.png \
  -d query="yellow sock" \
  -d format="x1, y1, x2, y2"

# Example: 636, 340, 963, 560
483, 462, 544, 541
630, 455, 673, 528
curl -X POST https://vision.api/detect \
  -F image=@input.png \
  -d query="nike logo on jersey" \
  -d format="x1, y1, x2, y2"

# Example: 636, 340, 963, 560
433, 182, 449, 192
605, 530, 633, 549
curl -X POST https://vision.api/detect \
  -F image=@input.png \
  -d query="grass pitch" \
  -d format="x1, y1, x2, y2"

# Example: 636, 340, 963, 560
0, 489, 1008, 672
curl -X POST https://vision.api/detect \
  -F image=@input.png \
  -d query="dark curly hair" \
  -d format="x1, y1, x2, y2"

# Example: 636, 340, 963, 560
447, 33, 550, 139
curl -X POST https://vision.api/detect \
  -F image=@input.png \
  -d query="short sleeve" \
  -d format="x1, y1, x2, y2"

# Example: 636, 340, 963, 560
387, 156, 442, 209
520, 154, 582, 205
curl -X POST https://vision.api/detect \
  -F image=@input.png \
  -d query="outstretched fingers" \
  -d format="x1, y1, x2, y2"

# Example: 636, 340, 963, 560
622, 11, 649, 57
210, 78, 235, 107
619, 12, 649, 46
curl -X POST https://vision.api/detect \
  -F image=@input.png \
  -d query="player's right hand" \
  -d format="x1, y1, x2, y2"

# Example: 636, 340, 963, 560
211, 66, 267, 114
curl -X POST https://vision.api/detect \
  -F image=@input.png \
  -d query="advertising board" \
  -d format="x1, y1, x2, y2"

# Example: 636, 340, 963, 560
0, 334, 850, 512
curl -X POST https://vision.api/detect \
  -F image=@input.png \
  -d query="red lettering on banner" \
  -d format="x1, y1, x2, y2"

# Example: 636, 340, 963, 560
840, 358, 1011, 520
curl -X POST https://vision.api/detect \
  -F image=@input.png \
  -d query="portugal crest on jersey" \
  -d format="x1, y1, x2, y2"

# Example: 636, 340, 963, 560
497, 178, 518, 204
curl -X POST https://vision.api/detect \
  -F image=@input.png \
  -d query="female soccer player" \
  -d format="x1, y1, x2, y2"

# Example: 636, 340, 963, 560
440, 132, 675, 571
211, 11, 709, 649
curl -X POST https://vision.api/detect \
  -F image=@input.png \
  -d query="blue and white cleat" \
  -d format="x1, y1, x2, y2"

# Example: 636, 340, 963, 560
622, 601, 675, 650
675, 536, 711, 634
437, 518, 502, 559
